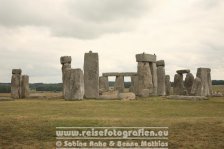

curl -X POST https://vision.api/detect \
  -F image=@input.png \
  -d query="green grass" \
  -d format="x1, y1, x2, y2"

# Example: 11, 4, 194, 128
0, 97, 224, 148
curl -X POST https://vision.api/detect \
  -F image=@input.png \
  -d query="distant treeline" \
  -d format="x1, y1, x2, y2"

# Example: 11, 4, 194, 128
212, 80, 224, 85
0, 80, 223, 93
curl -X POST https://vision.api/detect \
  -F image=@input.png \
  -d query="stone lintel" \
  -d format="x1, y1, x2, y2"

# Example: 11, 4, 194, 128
176, 69, 190, 74
156, 60, 165, 67
136, 53, 156, 62
12, 69, 22, 74
102, 72, 137, 77
60, 56, 72, 64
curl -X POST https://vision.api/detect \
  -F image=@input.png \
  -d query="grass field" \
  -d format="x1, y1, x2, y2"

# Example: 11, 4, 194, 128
0, 95, 223, 148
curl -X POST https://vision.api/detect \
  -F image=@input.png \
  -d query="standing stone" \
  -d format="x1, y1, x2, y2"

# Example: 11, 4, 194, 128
64, 69, 84, 100
156, 60, 165, 96
137, 62, 153, 96
157, 66, 166, 96
191, 77, 202, 96
184, 73, 194, 95
151, 63, 158, 95
173, 73, 185, 95
114, 75, 124, 92
165, 75, 171, 95
60, 56, 72, 96
11, 69, 22, 99
130, 75, 138, 94
99, 76, 109, 92
84, 51, 99, 98
195, 68, 212, 96
21, 75, 29, 98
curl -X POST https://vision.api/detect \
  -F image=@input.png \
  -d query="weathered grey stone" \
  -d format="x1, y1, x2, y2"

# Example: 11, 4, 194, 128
21, 75, 29, 98
140, 89, 150, 97
12, 69, 22, 75
103, 72, 137, 77
173, 73, 185, 95
99, 90, 119, 99
60, 56, 72, 97
64, 69, 84, 100
156, 60, 165, 67
151, 63, 158, 95
99, 76, 109, 92
176, 69, 190, 74
157, 66, 166, 96
118, 92, 136, 100
60, 56, 72, 64
165, 75, 171, 96
136, 53, 156, 62
184, 73, 194, 95
191, 77, 202, 96
84, 51, 99, 98
166, 95, 208, 100
130, 76, 138, 94
11, 74, 21, 99
195, 68, 212, 96
137, 62, 153, 96
114, 75, 124, 92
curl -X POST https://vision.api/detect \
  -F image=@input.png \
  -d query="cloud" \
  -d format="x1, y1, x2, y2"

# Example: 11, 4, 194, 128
0, 0, 150, 39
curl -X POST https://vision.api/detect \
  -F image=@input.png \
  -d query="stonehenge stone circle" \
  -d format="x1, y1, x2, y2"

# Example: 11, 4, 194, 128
157, 60, 166, 96
84, 51, 99, 98
165, 75, 171, 95
11, 69, 29, 99
64, 68, 84, 100
184, 73, 194, 95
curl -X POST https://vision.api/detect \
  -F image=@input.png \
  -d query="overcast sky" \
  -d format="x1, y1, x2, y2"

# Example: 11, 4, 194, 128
0, 0, 224, 83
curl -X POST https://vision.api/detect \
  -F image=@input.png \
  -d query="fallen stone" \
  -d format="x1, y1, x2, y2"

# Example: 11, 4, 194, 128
136, 53, 156, 62
176, 69, 190, 74
118, 92, 136, 100
140, 89, 150, 97
99, 91, 119, 99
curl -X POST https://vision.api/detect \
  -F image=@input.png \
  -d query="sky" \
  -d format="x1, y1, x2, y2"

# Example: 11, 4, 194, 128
0, 0, 224, 83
